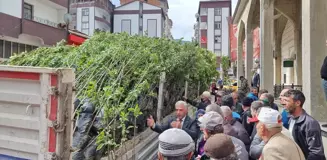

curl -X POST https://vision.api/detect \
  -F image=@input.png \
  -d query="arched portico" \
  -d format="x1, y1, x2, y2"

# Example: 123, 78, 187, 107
233, 0, 327, 121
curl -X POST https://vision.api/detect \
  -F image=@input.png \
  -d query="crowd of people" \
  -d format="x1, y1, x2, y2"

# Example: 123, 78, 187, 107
147, 76, 326, 160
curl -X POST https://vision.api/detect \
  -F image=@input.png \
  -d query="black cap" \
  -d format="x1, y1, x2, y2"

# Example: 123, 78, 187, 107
242, 97, 254, 107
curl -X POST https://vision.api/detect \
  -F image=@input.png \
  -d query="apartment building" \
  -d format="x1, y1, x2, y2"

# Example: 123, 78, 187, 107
120, 0, 160, 7
0, 0, 69, 59
113, 1, 165, 38
69, 0, 115, 36
194, 0, 231, 57
118, 0, 172, 39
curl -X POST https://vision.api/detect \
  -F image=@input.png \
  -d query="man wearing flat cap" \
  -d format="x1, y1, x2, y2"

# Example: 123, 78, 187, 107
197, 111, 248, 160
204, 134, 239, 160
158, 128, 195, 160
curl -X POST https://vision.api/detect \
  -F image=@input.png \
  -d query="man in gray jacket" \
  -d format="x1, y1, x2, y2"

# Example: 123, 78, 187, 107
284, 90, 325, 160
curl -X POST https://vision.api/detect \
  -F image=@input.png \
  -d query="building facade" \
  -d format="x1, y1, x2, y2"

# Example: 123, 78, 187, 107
0, 0, 69, 59
195, 0, 231, 57
120, 0, 160, 7
113, 1, 165, 38
233, 0, 327, 122
69, 0, 115, 36
118, 0, 172, 39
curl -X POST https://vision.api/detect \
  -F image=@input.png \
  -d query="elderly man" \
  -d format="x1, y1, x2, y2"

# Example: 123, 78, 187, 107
253, 107, 305, 160
221, 106, 250, 150
147, 101, 199, 140
184, 91, 211, 110
260, 93, 278, 111
206, 104, 238, 138
197, 111, 248, 160
158, 128, 195, 160
284, 90, 326, 160
222, 95, 241, 119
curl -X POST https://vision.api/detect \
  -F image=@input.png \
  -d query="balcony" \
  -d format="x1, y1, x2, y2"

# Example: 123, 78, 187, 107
50, 0, 69, 8
22, 16, 66, 45
24, 15, 59, 28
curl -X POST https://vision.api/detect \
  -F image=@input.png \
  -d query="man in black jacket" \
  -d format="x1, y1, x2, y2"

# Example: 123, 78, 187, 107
241, 97, 254, 137
147, 101, 199, 140
284, 90, 326, 160
321, 55, 327, 101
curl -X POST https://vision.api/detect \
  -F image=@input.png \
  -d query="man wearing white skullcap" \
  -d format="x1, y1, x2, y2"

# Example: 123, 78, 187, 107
158, 128, 195, 160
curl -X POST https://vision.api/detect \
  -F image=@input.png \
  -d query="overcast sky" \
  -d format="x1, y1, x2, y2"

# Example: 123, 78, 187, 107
111, 0, 239, 41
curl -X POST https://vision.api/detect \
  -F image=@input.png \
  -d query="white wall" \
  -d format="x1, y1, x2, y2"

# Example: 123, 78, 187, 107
114, 14, 139, 35
221, 7, 229, 57
95, 7, 111, 22
76, 7, 95, 36
207, 8, 214, 52
24, 0, 67, 24
281, 20, 295, 84
143, 14, 162, 37
95, 21, 110, 31
0, 0, 22, 18
143, 3, 158, 10
115, 1, 139, 10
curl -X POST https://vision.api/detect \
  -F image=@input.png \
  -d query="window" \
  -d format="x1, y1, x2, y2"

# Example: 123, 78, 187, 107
200, 8, 208, 15
19, 44, 25, 53
26, 45, 32, 52
12, 43, 18, 55
214, 50, 221, 56
147, 19, 157, 37
82, 8, 89, 16
214, 43, 221, 50
214, 22, 222, 29
215, 29, 221, 35
121, 20, 131, 35
0, 40, 3, 58
214, 36, 221, 43
23, 3, 33, 20
81, 8, 89, 35
82, 29, 89, 35
4, 41, 11, 58
82, 22, 89, 28
214, 8, 222, 15
200, 22, 207, 29
214, 16, 222, 22
0, 40, 37, 59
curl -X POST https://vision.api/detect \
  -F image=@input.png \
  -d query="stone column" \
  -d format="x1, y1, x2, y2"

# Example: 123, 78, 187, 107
294, 27, 302, 85
302, 0, 327, 121
274, 43, 282, 85
245, 27, 253, 86
260, 0, 275, 93
237, 29, 244, 87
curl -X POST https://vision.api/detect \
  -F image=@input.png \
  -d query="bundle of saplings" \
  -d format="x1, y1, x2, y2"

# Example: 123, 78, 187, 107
7, 32, 217, 158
